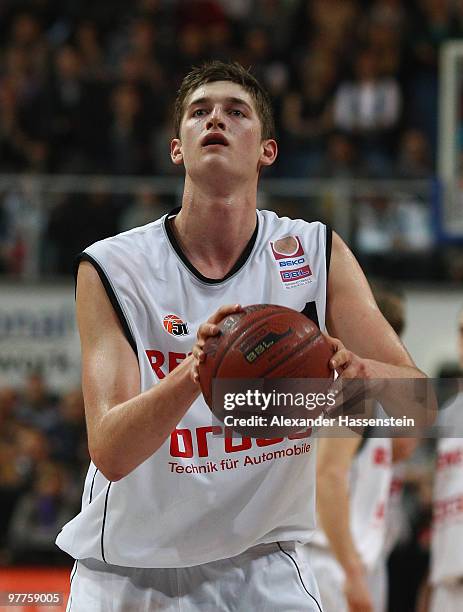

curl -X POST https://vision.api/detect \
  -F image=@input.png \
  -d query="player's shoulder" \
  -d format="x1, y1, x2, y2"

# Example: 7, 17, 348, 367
83, 215, 167, 261
257, 208, 327, 238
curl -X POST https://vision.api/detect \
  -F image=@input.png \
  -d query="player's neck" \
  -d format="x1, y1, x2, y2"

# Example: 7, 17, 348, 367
173, 183, 257, 279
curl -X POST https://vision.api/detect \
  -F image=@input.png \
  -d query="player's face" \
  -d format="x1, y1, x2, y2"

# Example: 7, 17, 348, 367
171, 81, 277, 182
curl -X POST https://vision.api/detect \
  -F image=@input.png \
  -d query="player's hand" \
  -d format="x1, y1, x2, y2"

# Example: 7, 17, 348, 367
324, 334, 378, 379
191, 304, 242, 384
344, 569, 373, 612
323, 333, 384, 416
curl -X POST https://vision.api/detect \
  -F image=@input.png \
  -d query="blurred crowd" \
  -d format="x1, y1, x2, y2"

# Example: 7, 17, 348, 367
0, 372, 87, 566
0, 0, 461, 280
0, 0, 451, 177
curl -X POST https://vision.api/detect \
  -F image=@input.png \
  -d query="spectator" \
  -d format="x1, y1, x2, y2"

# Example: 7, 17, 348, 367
333, 47, 401, 175
15, 371, 59, 433
8, 12, 49, 79
14, 426, 50, 488
0, 177, 47, 278
108, 82, 150, 174
46, 45, 86, 172
356, 193, 432, 256
48, 389, 88, 472
8, 461, 77, 564
395, 129, 433, 178
315, 131, 366, 178
73, 20, 107, 81
280, 54, 336, 176
0, 438, 27, 563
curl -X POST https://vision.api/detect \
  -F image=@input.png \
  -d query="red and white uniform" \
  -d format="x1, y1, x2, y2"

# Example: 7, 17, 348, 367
56, 209, 330, 566
431, 392, 463, 612
306, 435, 392, 612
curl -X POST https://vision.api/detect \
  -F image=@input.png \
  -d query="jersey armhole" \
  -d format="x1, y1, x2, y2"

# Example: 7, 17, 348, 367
74, 252, 138, 356
325, 225, 332, 279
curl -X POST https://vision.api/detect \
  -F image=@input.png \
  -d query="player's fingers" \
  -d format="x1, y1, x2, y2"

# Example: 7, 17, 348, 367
330, 348, 352, 371
197, 322, 219, 340
207, 303, 242, 325
322, 332, 345, 354
192, 344, 205, 362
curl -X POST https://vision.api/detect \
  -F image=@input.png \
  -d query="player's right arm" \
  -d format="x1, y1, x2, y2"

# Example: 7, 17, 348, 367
317, 432, 373, 612
77, 261, 238, 482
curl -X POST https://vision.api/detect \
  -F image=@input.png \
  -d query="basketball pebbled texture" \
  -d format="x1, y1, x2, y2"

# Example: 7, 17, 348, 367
199, 304, 333, 410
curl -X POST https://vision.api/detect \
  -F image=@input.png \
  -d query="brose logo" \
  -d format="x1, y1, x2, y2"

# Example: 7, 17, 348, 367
163, 314, 189, 336
279, 257, 305, 268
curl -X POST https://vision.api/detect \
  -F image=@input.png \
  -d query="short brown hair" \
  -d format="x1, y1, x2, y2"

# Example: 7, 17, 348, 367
174, 60, 275, 140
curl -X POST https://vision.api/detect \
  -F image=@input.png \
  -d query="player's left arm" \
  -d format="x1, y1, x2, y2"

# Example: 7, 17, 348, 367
326, 232, 434, 420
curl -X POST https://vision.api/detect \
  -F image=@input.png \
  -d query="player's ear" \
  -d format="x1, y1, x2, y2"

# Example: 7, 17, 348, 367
170, 138, 183, 166
259, 139, 278, 167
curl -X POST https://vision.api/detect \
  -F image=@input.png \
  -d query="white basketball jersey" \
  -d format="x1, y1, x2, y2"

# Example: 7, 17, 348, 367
350, 436, 392, 570
311, 435, 392, 572
56, 208, 331, 568
431, 393, 463, 584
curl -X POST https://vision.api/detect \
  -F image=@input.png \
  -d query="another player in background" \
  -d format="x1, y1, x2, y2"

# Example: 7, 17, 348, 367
306, 283, 417, 612
429, 308, 463, 612
56, 61, 427, 611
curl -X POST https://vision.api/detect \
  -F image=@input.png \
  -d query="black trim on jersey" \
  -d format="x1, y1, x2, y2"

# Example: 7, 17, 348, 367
75, 253, 137, 357
357, 425, 372, 454
164, 207, 259, 284
301, 302, 320, 329
277, 543, 323, 611
89, 467, 98, 504
101, 482, 112, 564
67, 561, 78, 612
69, 560, 78, 586
325, 225, 332, 278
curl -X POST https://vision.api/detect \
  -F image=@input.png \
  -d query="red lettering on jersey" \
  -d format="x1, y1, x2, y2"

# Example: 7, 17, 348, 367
434, 495, 463, 523
170, 428, 193, 458
373, 447, 390, 466
224, 428, 252, 452
375, 502, 385, 520
169, 426, 314, 459
390, 477, 404, 496
146, 350, 193, 379
169, 352, 187, 372
437, 449, 463, 470
146, 350, 165, 379
197, 426, 222, 457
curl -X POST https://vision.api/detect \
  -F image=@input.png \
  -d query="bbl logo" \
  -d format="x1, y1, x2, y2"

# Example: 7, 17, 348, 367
163, 314, 189, 336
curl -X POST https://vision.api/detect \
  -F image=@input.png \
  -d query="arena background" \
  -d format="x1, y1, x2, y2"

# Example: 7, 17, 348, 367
0, 1, 462, 611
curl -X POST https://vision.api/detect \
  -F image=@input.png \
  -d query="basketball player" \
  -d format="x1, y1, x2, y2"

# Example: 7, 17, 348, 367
56, 61, 426, 611
429, 308, 463, 612
305, 284, 417, 612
